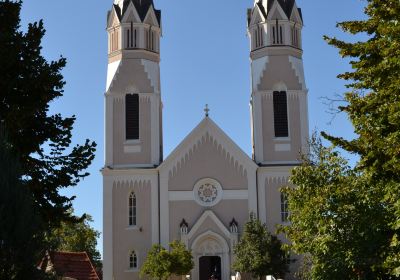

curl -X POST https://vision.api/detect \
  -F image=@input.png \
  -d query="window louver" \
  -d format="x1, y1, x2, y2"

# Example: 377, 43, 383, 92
273, 91, 289, 137
126, 94, 139, 140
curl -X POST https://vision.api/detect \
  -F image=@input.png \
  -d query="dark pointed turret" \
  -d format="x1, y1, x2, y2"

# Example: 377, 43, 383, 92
121, 0, 161, 24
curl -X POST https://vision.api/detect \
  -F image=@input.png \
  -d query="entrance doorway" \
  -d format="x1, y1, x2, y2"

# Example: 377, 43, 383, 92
199, 256, 221, 280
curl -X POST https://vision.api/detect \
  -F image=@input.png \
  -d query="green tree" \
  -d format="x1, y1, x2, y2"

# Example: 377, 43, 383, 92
0, 128, 53, 280
0, 0, 96, 227
140, 241, 194, 280
233, 214, 288, 280
321, 0, 400, 276
47, 213, 102, 269
169, 240, 194, 277
280, 137, 392, 280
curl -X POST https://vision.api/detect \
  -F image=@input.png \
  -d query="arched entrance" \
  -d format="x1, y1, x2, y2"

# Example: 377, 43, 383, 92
191, 231, 230, 280
199, 256, 221, 280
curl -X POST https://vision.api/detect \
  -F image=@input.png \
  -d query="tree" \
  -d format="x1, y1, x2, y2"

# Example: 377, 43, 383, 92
47, 212, 102, 269
278, 0, 400, 277
0, 0, 96, 227
280, 137, 392, 280
140, 241, 194, 280
321, 0, 400, 276
233, 214, 288, 280
0, 127, 53, 280
169, 240, 194, 277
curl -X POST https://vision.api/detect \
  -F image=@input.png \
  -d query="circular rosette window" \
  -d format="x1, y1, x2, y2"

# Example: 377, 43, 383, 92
193, 178, 223, 207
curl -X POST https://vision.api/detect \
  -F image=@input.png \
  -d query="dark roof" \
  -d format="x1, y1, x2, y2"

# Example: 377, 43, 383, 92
248, 0, 303, 25
39, 251, 100, 280
122, 0, 161, 25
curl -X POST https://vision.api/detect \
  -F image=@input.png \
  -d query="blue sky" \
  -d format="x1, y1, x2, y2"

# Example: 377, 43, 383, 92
20, 0, 366, 256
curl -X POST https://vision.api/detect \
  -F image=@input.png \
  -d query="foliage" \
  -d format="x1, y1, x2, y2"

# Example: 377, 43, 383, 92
0, 0, 96, 227
169, 240, 194, 276
0, 128, 53, 280
233, 213, 288, 279
322, 0, 400, 276
280, 136, 393, 279
279, 0, 400, 278
47, 212, 102, 269
140, 241, 193, 280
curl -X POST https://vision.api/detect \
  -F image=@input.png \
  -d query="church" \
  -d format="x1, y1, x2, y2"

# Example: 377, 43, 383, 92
102, 0, 308, 279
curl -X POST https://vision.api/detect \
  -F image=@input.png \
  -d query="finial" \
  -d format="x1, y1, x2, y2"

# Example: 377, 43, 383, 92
204, 104, 210, 117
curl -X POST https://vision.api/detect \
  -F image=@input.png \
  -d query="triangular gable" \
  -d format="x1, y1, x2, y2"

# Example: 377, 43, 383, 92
267, 0, 288, 20
250, 4, 265, 26
107, 6, 121, 28
187, 210, 231, 240
121, 1, 141, 23
143, 5, 160, 28
290, 3, 303, 25
159, 117, 258, 177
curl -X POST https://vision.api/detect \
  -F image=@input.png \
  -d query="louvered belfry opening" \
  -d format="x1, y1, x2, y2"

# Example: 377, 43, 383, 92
273, 91, 289, 137
126, 94, 139, 140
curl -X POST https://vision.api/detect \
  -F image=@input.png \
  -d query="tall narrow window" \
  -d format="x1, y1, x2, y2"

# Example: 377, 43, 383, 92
134, 29, 137, 48
129, 192, 137, 226
126, 29, 130, 48
126, 94, 139, 140
129, 251, 138, 269
272, 26, 276, 44
273, 91, 289, 137
281, 193, 289, 222
279, 26, 283, 44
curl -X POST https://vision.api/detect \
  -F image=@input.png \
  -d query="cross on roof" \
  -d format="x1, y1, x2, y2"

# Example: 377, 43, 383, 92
204, 104, 210, 117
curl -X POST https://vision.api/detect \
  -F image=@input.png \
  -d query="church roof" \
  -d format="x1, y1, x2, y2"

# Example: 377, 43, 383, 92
248, 0, 303, 25
38, 251, 100, 280
159, 117, 258, 174
122, 0, 161, 24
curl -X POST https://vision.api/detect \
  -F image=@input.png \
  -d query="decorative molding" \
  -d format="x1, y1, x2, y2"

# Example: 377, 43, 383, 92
187, 210, 231, 241
289, 56, 306, 90
141, 59, 160, 93
274, 143, 291, 152
252, 56, 269, 90
124, 145, 141, 153
168, 190, 249, 201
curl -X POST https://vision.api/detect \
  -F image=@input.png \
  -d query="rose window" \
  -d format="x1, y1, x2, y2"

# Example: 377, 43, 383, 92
193, 178, 223, 207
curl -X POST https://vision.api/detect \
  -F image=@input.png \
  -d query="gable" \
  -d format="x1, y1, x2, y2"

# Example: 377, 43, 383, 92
107, 6, 121, 28
267, 0, 288, 20
159, 118, 258, 190
121, 1, 141, 23
143, 6, 160, 27
249, 5, 265, 26
290, 4, 303, 25
168, 132, 248, 191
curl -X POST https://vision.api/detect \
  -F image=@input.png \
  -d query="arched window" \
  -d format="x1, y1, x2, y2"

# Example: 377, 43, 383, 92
129, 250, 138, 269
129, 192, 137, 226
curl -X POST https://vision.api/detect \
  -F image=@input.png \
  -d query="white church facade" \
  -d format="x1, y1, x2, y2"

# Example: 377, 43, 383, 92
102, 0, 309, 279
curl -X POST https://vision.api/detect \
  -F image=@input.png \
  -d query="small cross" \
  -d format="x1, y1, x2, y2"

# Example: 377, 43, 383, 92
204, 104, 210, 117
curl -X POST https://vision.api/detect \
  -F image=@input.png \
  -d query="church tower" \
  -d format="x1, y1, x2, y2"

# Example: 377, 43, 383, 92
105, 0, 162, 168
248, 0, 309, 165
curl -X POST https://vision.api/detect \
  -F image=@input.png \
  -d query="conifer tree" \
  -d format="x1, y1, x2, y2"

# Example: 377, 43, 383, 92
0, 128, 52, 279
0, 1, 96, 226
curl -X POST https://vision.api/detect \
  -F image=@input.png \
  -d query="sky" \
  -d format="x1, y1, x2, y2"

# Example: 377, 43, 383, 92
20, 0, 367, 256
